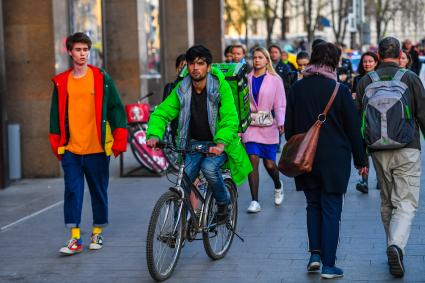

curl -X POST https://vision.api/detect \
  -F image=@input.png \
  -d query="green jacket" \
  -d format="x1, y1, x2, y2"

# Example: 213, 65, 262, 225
147, 67, 252, 185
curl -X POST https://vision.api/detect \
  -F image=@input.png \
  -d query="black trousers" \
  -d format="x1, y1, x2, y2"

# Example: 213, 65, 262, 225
303, 189, 343, 267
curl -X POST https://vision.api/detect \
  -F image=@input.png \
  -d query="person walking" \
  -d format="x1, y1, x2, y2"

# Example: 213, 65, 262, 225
285, 51, 310, 87
242, 47, 286, 213
224, 45, 234, 63
403, 39, 421, 75
162, 54, 186, 101
400, 49, 412, 69
285, 42, 367, 279
351, 51, 379, 194
268, 44, 291, 152
268, 44, 291, 83
49, 32, 128, 255
232, 44, 252, 72
281, 50, 297, 71
352, 52, 379, 101
357, 37, 425, 278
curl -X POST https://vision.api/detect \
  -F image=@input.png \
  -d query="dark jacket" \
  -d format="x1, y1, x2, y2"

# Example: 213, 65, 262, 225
274, 61, 291, 81
356, 61, 425, 150
284, 70, 302, 90
352, 74, 364, 111
285, 75, 367, 193
274, 61, 292, 95
409, 48, 421, 75
337, 58, 354, 92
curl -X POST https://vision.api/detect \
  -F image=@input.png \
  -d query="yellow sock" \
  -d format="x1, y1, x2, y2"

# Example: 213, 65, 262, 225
71, 227, 80, 239
92, 226, 102, 235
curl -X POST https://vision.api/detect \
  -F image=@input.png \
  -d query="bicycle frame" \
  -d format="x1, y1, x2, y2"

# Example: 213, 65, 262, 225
169, 152, 209, 233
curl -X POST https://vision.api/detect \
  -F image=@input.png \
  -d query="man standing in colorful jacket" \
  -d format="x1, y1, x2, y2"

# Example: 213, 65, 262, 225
147, 45, 252, 222
49, 32, 127, 255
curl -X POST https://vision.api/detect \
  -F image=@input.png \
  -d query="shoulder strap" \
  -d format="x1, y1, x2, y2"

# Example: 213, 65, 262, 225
368, 71, 380, 82
323, 83, 340, 116
392, 68, 407, 81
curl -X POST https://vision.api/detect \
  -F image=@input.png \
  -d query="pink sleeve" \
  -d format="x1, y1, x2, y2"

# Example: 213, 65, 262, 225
273, 76, 286, 126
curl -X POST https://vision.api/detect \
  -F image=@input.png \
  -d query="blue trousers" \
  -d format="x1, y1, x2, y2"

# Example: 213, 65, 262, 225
61, 151, 110, 228
303, 189, 343, 267
184, 142, 229, 205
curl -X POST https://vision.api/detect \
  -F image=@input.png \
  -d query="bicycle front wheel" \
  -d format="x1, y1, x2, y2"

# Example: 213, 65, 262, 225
202, 179, 238, 260
146, 191, 186, 281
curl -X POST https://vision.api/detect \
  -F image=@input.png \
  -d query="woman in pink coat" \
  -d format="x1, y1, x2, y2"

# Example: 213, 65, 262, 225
242, 47, 286, 213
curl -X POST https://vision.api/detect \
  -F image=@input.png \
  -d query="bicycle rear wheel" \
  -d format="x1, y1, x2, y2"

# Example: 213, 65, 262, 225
146, 191, 186, 281
202, 179, 238, 260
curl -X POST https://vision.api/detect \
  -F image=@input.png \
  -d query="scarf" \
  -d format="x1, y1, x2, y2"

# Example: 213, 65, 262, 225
302, 64, 337, 81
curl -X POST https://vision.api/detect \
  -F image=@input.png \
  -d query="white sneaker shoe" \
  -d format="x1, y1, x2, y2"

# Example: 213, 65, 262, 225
88, 234, 103, 250
247, 201, 261, 213
274, 180, 284, 206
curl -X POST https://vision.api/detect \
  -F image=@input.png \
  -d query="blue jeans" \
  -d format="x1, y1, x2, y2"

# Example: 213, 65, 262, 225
304, 189, 343, 267
61, 151, 110, 228
184, 142, 229, 205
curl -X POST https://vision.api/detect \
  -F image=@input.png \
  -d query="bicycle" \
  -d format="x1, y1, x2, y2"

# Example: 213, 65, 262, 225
146, 142, 243, 282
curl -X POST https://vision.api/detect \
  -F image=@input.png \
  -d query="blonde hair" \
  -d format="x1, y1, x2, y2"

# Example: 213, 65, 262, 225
252, 47, 278, 76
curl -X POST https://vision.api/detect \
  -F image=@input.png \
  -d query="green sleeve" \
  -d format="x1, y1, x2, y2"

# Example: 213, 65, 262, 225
146, 87, 181, 140
105, 74, 127, 130
49, 85, 60, 134
214, 79, 238, 145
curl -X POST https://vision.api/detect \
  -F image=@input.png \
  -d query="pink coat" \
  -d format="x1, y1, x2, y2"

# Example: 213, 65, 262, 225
242, 71, 286, 144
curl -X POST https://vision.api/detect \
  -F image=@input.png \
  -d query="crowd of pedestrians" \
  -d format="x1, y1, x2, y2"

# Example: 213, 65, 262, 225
49, 32, 424, 281
221, 37, 425, 279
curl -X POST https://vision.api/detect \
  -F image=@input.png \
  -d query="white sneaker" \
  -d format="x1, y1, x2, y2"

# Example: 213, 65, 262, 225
274, 180, 284, 206
247, 201, 261, 213
88, 234, 103, 250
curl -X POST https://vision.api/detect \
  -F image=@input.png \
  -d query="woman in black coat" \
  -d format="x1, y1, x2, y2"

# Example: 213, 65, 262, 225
284, 42, 368, 279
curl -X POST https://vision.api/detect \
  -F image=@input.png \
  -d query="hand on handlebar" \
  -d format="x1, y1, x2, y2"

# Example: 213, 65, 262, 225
147, 137, 159, 148
208, 143, 225, 156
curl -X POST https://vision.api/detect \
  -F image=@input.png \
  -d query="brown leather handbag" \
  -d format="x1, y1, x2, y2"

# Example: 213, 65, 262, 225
278, 83, 340, 177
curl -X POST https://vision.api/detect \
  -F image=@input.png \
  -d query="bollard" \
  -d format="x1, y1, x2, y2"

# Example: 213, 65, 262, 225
7, 123, 21, 180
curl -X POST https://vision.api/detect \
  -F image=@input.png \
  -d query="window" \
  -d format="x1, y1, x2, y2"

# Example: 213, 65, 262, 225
69, 0, 104, 67
144, 0, 161, 77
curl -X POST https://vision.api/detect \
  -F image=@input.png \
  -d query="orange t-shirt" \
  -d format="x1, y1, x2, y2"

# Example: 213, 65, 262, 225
65, 68, 104, 154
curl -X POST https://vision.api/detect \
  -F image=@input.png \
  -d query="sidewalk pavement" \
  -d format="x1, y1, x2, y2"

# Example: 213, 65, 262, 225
0, 152, 424, 283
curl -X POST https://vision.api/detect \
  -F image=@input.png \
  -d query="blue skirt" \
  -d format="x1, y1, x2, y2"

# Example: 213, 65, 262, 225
245, 142, 278, 162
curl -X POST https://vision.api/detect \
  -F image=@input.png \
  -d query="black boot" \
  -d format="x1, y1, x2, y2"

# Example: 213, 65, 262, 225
356, 175, 369, 194
216, 203, 230, 225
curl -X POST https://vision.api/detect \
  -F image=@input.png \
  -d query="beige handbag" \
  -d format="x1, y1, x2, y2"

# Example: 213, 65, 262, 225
250, 111, 274, 127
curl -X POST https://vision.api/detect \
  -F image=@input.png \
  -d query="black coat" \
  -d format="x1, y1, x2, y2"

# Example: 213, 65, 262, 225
409, 48, 421, 75
274, 61, 292, 96
284, 75, 367, 193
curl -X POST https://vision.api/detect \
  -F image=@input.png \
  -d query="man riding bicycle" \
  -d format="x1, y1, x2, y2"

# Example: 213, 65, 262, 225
146, 45, 252, 222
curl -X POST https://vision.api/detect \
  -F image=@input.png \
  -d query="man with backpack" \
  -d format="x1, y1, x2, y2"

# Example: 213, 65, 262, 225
146, 45, 252, 222
357, 37, 425, 278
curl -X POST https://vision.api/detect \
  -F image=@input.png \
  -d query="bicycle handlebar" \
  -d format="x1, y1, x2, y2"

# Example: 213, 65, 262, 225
155, 141, 215, 155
